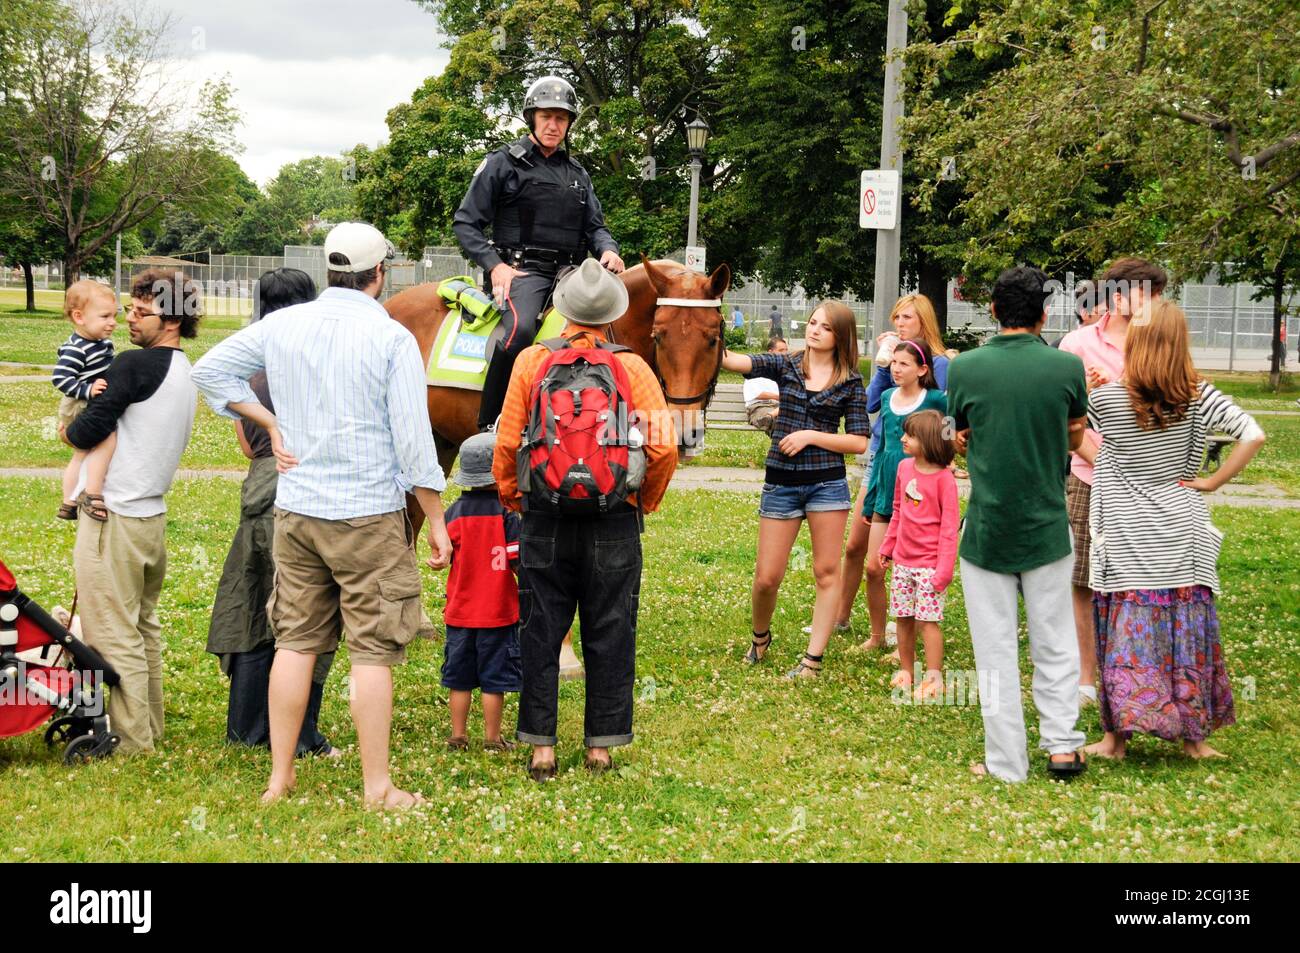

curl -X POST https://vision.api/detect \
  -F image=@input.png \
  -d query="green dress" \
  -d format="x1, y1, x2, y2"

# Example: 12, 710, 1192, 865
864, 387, 947, 518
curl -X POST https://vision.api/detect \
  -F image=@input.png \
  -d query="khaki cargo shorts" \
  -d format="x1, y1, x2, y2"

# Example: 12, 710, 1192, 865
268, 508, 433, 667
57, 395, 88, 431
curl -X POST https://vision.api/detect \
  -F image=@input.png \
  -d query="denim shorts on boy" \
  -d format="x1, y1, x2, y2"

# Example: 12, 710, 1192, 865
442, 624, 523, 693
758, 478, 851, 519
889, 563, 946, 623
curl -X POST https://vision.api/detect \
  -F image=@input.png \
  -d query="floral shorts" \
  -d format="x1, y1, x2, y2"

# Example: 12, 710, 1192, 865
889, 563, 945, 622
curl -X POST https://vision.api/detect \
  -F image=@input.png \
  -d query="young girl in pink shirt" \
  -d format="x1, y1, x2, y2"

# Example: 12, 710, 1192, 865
873, 410, 959, 701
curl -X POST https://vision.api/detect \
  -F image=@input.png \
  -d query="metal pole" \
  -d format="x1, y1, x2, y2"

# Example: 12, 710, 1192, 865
871, 0, 908, 342
114, 234, 121, 303
1228, 284, 1238, 372
687, 157, 702, 251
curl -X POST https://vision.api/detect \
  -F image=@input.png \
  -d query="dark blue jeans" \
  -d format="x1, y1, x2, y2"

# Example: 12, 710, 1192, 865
516, 508, 642, 748
226, 642, 331, 756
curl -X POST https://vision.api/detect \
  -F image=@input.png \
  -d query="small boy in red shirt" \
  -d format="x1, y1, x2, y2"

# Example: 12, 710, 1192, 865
439, 432, 521, 751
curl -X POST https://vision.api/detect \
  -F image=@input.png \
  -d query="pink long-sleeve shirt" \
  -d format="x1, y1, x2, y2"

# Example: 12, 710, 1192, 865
878, 458, 960, 590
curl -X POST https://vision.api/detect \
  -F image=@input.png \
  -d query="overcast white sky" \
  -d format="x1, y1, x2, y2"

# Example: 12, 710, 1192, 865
161, 0, 451, 184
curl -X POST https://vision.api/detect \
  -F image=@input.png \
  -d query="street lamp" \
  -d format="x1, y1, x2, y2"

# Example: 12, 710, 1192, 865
684, 116, 710, 253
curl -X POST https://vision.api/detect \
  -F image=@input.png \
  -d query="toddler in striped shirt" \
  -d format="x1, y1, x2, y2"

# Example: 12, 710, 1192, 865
52, 279, 118, 521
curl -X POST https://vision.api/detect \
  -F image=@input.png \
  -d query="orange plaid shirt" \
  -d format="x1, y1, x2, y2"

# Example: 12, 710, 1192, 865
492, 323, 678, 513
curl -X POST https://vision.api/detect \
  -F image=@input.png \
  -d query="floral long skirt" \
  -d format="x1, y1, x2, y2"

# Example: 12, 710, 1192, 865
1093, 586, 1235, 741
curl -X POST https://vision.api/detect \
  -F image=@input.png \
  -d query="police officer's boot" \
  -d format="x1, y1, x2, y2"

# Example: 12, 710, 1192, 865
477, 342, 514, 432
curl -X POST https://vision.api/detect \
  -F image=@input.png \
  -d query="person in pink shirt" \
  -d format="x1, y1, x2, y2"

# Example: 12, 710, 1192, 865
1058, 257, 1166, 707
874, 410, 959, 702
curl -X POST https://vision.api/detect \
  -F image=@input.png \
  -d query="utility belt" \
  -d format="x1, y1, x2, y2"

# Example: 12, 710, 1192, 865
498, 245, 588, 269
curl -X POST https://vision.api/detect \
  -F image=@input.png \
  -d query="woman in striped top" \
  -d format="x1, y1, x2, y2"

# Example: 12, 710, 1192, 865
1083, 300, 1265, 761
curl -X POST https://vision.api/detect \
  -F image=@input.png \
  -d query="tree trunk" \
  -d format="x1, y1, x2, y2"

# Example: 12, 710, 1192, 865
918, 258, 949, 332
21, 261, 35, 312
1270, 256, 1284, 391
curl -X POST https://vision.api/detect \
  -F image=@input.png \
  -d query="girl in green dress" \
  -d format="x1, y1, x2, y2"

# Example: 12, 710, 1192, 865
863, 340, 946, 521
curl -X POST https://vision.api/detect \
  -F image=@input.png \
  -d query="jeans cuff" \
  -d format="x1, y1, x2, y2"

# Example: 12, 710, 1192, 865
584, 732, 633, 748
516, 729, 557, 746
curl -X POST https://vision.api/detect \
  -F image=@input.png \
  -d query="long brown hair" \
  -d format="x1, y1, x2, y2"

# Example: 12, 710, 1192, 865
801, 300, 860, 388
1124, 299, 1200, 430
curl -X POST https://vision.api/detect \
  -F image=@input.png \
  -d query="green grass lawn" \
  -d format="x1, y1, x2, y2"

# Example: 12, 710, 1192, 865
0, 477, 1295, 861
0, 308, 243, 368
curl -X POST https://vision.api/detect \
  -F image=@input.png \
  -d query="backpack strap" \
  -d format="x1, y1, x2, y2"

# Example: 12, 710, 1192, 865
596, 341, 631, 355
539, 337, 570, 352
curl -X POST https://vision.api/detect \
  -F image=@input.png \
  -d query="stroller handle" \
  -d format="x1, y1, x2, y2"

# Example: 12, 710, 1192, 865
12, 593, 121, 687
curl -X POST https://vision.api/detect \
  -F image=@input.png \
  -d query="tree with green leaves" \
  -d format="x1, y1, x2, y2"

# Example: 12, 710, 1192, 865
0, 0, 240, 284
905, 0, 1299, 384
224, 154, 360, 255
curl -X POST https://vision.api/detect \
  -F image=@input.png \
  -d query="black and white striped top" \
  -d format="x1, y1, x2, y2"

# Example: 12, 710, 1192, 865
52, 333, 115, 401
1087, 380, 1262, 594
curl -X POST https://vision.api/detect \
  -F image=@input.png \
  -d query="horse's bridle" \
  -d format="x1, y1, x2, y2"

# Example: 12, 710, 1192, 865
652, 296, 725, 406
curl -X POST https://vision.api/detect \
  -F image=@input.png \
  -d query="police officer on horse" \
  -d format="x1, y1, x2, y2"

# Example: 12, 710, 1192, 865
453, 76, 625, 432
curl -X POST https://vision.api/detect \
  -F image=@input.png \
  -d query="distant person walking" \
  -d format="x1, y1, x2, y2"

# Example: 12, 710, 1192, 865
767, 304, 784, 339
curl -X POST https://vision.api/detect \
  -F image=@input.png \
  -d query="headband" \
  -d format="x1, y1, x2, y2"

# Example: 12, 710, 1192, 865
900, 339, 928, 368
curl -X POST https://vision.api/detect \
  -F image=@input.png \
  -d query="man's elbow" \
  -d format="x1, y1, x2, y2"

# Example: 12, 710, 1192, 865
851, 435, 869, 455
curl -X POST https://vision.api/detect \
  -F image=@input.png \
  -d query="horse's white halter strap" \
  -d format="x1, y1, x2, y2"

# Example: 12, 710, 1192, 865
655, 297, 723, 308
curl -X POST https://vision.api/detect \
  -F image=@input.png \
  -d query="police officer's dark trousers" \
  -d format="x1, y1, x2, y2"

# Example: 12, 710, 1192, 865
478, 266, 559, 429
515, 507, 642, 749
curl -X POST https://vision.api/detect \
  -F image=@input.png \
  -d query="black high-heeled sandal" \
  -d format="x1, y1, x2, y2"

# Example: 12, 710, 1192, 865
744, 629, 772, 665
785, 652, 823, 680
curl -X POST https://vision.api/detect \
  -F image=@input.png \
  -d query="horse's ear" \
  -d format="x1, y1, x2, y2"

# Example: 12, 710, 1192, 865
641, 255, 671, 296
708, 263, 731, 299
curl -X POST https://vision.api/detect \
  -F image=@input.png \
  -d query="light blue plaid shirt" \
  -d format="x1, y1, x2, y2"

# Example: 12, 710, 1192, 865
191, 287, 445, 519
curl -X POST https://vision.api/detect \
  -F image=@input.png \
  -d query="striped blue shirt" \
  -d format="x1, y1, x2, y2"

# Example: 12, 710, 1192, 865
53, 333, 114, 400
191, 287, 445, 520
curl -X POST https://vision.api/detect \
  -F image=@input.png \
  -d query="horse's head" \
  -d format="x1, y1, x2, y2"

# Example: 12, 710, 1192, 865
641, 256, 732, 454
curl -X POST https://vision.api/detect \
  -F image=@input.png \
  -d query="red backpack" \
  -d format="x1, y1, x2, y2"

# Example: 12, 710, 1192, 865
517, 338, 645, 515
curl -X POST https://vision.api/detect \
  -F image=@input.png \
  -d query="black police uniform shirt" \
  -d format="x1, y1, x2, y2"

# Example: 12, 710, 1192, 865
452, 135, 619, 273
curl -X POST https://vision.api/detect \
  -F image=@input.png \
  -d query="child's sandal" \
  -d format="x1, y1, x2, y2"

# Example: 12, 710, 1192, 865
56, 502, 79, 521
77, 492, 108, 522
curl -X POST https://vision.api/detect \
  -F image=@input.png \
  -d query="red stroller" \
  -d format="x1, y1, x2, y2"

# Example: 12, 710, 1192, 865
0, 558, 121, 763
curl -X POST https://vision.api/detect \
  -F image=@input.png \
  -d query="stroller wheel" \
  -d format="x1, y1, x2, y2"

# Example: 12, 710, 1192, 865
44, 717, 75, 748
63, 734, 103, 765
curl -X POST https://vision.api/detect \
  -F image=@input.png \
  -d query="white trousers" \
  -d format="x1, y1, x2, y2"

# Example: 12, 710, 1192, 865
961, 552, 1084, 782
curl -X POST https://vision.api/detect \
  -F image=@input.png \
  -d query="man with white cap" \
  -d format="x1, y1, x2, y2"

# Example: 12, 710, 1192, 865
192, 221, 452, 809
493, 258, 677, 780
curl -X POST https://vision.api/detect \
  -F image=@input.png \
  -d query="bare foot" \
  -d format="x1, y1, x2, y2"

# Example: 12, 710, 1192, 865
889, 669, 913, 691
364, 786, 426, 811
1084, 736, 1126, 760
1184, 740, 1226, 759
261, 775, 295, 804
856, 636, 887, 652
969, 762, 989, 777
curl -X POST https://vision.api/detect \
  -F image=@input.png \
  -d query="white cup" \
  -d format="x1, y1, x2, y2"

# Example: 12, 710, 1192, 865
875, 332, 900, 366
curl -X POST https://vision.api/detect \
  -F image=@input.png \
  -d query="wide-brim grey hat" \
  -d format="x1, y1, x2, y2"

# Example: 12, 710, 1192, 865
454, 432, 498, 488
551, 258, 629, 326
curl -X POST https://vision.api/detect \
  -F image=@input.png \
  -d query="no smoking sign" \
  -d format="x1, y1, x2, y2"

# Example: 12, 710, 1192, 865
859, 170, 899, 230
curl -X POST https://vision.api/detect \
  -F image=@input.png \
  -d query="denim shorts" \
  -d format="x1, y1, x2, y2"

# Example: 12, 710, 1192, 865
441, 624, 522, 693
758, 478, 852, 519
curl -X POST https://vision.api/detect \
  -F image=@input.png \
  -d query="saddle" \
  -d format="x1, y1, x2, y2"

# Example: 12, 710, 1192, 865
426, 275, 567, 391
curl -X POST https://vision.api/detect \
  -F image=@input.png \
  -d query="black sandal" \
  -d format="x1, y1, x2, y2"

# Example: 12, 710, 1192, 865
77, 492, 108, 522
785, 652, 823, 680
1047, 751, 1087, 779
744, 630, 772, 665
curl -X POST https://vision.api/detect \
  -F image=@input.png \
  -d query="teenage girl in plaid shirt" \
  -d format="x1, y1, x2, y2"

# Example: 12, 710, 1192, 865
722, 302, 870, 679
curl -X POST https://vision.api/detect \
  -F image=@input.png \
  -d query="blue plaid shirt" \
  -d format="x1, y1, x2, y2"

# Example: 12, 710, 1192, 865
745, 352, 870, 485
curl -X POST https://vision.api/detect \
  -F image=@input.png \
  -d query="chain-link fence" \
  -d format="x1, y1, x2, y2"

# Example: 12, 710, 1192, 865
5, 248, 1295, 371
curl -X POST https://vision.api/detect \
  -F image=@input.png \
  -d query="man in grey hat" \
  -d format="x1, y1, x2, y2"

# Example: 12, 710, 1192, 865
453, 75, 625, 432
493, 258, 678, 780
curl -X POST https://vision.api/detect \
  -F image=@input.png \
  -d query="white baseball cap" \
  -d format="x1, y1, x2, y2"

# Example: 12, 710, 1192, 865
324, 222, 396, 272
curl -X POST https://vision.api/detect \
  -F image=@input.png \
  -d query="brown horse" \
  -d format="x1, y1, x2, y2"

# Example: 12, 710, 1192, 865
384, 256, 732, 536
